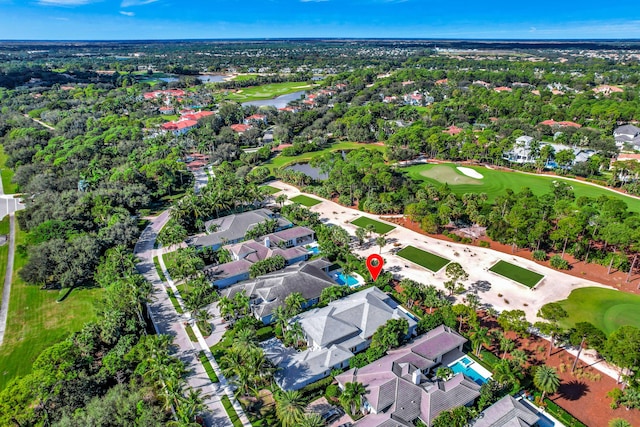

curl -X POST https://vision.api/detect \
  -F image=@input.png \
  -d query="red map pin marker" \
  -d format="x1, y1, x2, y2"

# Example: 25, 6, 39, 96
366, 254, 384, 282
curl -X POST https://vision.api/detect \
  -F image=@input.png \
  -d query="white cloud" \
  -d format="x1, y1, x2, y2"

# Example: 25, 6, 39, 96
120, 10, 135, 16
120, 0, 158, 6
38, 0, 97, 5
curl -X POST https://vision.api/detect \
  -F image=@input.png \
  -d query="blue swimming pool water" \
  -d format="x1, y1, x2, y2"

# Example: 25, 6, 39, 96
450, 360, 490, 385
335, 272, 359, 287
519, 399, 556, 427
308, 246, 321, 255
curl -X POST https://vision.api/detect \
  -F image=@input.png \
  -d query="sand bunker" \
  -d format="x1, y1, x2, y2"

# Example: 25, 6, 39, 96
456, 167, 484, 179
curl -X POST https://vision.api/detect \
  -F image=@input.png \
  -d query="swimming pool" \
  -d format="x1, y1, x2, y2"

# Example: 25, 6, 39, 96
307, 246, 321, 255
334, 272, 360, 287
449, 357, 492, 385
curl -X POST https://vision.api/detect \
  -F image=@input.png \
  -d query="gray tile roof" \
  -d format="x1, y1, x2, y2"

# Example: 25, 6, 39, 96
297, 287, 415, 348
194, 208, 292, 248
336, 326, 478, 427
470, 395, 539, 427
264, 287, 416, 391
221, 261, 336, 319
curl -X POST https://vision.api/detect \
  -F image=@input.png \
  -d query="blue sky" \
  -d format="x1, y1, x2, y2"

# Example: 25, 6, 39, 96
1, 0, 639, 40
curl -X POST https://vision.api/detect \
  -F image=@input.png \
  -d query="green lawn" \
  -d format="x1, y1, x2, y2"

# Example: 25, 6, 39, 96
152, 255, 165, 279
232, 74, 259, 81
260, 185, 281, 195
403, 163, 640, 213
290, 195, 322, 207
351, 217, 396, 235
397, 246, 450, 272
0, 223, 101, 390
221, 395, 244, 427
198, 351, 219, 383
162, 251, 179, 276
220, 81, 313, 103
266, 141, 384, 172
0, 145, 17, 194
488, 260, 544, 288
549, 287, 640, 335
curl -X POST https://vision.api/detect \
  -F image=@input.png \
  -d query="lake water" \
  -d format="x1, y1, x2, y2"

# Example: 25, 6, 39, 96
285, 163, 328, 180
197, 75, 227, 83
242, 90, 306, 109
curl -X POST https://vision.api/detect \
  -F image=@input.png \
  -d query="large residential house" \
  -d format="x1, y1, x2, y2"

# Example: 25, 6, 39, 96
470, 395, 540, 427
244, 114, 268, 125
202, 226, 314, 288
193, 209, 292, 250
614, 124, 640, 150
335, 325, 479, 427
263, 287, 417, 390
503, 136, 595, 167
162, 119, 198, 135
221, 258, 334, 324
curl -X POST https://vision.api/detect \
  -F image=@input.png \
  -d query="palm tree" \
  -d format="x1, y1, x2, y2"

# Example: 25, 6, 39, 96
499, 334, 516, 359
511, 349, 529, 369
470, 325, 492, 356
276, 193, 288, 207
609, 419, 632, 427
435, 367, 454, 381
284, 292, 306, 317
275, 390, 305, 427
355, 227, 367, 247
365, 223, 376, 239
320, 285, 346, 304
193, 308, 212, 336
233, 327, 258, 352
340, 381, 367, 416
218, 296, 235, 320
534, 365, 561, 402
285, 321, 305, 348
298, 413, 325, 427
175, 388, 206, 426
493, 359, 520, 389
375, 235, 387, 254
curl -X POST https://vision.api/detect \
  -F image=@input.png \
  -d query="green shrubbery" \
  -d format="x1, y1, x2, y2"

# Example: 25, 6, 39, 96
532, 250, 547, 261
550, 255, 570, 270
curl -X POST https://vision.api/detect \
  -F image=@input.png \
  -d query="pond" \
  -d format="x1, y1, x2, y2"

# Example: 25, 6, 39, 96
197, 75, 227, 83
242, 90, 306, 109
284, 163, 328, 180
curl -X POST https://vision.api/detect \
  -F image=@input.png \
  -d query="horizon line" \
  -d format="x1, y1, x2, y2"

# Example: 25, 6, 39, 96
2, 37, 640, 43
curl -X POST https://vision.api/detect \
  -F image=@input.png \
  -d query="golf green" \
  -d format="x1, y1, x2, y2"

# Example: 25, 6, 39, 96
290, 195, 322, 207
403, 163, 640, 213
551, 287, 640, 335
397, 246, 450, 272
489, 260, 543, 288
351, 217, 396, 235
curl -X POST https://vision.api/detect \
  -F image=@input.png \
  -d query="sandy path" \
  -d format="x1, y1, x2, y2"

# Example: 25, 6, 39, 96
270, 180, 613, 322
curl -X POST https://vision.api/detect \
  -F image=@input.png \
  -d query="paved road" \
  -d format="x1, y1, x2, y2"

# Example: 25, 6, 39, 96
0, 195, 24, 220
193, 168, 209, 194
0, 214, 16, 346
135, 211, 238, 427
23, 114, 55, 131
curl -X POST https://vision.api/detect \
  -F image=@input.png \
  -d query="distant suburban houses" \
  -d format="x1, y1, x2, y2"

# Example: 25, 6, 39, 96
263, 287, 417, 390
614, 124, 640, 150
503, 135, 595, 166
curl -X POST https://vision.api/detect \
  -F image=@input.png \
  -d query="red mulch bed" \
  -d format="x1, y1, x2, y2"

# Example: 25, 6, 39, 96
480, 315, 640, 427
384, 216, 640, 295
